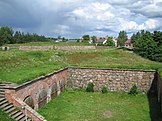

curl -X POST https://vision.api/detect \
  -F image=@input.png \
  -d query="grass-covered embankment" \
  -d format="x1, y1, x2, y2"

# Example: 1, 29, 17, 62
5, 41, 92, 46
0, 48, 162, 84
0, 109, 14, 121
38, 90, 152, 121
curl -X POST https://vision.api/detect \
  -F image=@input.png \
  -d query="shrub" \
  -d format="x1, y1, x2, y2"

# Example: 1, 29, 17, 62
101, 86, 108, 94
129, 84, 138, 95
66, 80, 74, 89
86, 82, 94, 92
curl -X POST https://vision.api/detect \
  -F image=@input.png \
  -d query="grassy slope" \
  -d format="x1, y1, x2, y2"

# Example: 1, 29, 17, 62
38, 90, 151, 121
0, 109, 14, 121
4, 41, 92, 46
0, 48, 162, 84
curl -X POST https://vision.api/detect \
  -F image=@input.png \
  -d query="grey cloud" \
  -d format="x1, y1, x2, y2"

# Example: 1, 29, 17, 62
0, 0, 162, 38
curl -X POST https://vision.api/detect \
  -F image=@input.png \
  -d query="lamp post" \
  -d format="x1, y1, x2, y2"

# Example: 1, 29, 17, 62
22, 105, 27, 121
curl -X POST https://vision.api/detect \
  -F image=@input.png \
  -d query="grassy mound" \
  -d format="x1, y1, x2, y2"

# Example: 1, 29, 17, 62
5, 42, 92, 46
0, 48, 162, 84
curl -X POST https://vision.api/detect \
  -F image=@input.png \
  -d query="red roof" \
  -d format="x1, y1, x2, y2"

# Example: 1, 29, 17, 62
125, 39, 131, 44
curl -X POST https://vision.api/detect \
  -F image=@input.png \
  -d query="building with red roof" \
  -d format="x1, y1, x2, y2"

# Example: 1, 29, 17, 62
124, 39, 134, 49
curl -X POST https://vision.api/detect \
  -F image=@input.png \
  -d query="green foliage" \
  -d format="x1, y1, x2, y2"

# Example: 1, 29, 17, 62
0, 26, 48, 46
91, 36, 96, 43
117, 31, 128, 46
86, 82, 94, 92
66, 80, 74, 89
0, 26, 13, 46
101, 86, 108, 94
82, 35, 90, 42
131, 31, 142, 43
129, 84, 138, 95
106, 37, 115, 46
97, 43, 105, 46
134, 30, 162, 62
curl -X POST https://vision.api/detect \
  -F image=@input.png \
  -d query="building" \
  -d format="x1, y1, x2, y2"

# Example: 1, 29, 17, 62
124, 39, 134, 49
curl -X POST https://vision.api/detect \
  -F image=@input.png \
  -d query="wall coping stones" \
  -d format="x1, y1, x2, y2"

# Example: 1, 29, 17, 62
68, 66, 156, 72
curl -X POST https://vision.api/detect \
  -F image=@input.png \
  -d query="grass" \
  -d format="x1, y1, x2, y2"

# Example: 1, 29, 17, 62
0, 50, 66, 84
4, 41, 92, 46
0, 109, 14, 121
65, 49, 162, 70
0, 48, 162, 84
38, 90, 152, 121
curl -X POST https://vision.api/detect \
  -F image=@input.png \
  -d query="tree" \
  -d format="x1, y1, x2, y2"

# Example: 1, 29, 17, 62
106, 37, 115, 46
0, 26, 48, 46
82, 35, 90, 41
134, 31, 157, 60
91, 36, 96, 43
117, 31, 127, 46
14, 31, 23, 43
0, 26, 14, 45
153, 31, 162, 46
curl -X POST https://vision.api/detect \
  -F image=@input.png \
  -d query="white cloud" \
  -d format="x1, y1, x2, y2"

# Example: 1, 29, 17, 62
118, 18, 158, 31
72, 2, 114, 21
0, 0, 162, 37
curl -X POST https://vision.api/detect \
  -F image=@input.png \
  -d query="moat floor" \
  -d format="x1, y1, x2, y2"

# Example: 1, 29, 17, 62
39, 90, 162, 121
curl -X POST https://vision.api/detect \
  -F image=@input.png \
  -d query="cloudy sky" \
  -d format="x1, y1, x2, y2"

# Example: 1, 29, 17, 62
0, 0, 162, 38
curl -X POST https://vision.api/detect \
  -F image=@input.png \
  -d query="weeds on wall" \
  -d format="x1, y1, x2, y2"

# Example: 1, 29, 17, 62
86, 82, 94, 92
101, 86, 108, 94
128, 84, 138, 95
66, 80, 74, 89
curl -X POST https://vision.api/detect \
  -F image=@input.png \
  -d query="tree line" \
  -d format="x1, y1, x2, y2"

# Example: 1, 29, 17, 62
0, 26, 48, 46
82, 30, 162, 62
133, 30, 162, 62
118, 30, 162, 62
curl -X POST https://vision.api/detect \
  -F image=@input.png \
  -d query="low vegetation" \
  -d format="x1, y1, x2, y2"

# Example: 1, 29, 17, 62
0, 47, 162, 84
128, 84, 138, 95
0, 109, 14, 121
86, 82, 94, 92
38, 90, 152, 121
101, 86, 108, 94
5, 41, 92, 46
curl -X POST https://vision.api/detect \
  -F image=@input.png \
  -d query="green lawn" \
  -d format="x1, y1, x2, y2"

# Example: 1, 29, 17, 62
0, 109, 14, 121
38, 90, 160, 121
0, 48, 162, 84
4, 41, 92, 46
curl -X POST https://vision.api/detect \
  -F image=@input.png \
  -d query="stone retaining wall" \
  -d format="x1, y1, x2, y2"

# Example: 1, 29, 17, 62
19, 46, 53, 50
54, 46, 95, 50
19, 46, 95, 51
68, 67, 156, 93
5, 68, 68, 110
4, 67, 158, 120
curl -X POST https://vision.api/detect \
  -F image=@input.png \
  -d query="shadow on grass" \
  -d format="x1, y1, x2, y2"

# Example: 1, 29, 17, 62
147, 93, 162, 121
147, 72, 162, 121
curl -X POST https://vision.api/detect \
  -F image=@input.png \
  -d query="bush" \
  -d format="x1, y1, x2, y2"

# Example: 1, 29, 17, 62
129, 84, 138, 95
86, 82, 94, 92
101, 86, 108, 94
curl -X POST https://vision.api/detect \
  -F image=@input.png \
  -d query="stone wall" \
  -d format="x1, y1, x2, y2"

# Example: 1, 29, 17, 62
19, 46, 53, 50
4, 67, 158, 120
6, 68, 68, 110
54, 46, 95, 50
68, 67, 156, 93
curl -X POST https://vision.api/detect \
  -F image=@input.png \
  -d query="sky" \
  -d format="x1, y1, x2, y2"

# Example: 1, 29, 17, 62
0, 0, 162, 38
